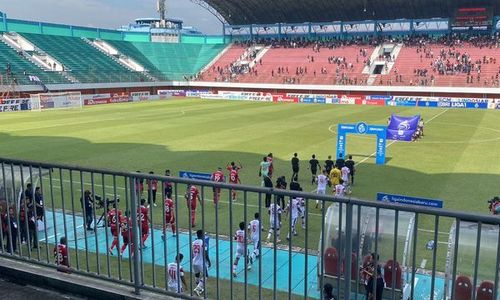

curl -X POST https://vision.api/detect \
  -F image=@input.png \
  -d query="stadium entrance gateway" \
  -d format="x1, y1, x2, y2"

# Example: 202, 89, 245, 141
336, 122, 387, 165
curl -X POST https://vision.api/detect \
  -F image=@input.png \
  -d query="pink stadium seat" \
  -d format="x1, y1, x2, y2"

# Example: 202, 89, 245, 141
199, 45, 248, 81
454, 276, 473, 300
476, 281, 494, 300
383, 260, 402, 289
324, 247, 341, 276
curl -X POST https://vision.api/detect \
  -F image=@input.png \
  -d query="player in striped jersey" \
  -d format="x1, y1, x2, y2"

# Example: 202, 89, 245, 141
285, 197, 303, 240
266, 202, 282, 243
232, 221, 250, 277
192, 230, 206, 296
247, 213, 261, 267
167, 253, 187, 293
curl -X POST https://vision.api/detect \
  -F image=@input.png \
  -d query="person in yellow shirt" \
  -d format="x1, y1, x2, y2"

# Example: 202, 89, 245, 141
329, 165, 341, 190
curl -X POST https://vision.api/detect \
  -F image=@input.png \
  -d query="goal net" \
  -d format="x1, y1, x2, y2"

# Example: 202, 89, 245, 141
30, 91, 82, 111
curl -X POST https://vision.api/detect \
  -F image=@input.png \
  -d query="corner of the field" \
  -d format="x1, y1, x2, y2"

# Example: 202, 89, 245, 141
0, 255, 178, 300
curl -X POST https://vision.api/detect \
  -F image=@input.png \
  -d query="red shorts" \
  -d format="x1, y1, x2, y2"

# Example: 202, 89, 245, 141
165, 214, 175, 224
122, 234, 130, 244
141, 225, 149, 234
111, 227, 118, 237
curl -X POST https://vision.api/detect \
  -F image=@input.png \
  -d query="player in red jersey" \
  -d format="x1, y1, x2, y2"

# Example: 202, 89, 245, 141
107, 204, 122, 255
54, 236, 70, 272
211, 167, 225, 205
185, 185, 201, 227
267, 153, 274, 178
226, 162, 243, 201
162, 197, 176, 240
120, 215, 134, 257
137, 199, 150, 249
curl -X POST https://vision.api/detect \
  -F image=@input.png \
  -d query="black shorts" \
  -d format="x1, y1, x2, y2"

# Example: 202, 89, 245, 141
292, 167, 299, 173
311, 169, 318, 175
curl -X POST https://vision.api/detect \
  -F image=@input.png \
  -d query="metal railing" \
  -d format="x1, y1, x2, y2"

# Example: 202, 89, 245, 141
0, 157, 498, 300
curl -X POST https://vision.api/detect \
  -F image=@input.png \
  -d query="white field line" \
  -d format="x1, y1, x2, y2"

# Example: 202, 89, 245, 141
40, 224, 84, 242
355, 108, 450, 167
420, 259, 427, 269
50, 178, 326, 217
50, 179, 448, 233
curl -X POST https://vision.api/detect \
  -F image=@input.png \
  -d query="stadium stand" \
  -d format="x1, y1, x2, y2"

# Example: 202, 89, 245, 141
376, 36, 500, 87
200, 35, 500, 87
107, 40, 226, 80
0, 39, 69, 85
197, 44, 248, 82
201, 40, 372, 85
21, 33, 149, 83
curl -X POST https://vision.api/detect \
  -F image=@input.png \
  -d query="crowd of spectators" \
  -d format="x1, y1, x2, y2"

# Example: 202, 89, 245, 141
201, 33, 500, 87
379, 34, 500, 87
200, 46, 262, 82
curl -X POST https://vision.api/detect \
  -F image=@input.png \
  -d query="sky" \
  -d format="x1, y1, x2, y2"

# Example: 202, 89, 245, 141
0, 0, 223, 34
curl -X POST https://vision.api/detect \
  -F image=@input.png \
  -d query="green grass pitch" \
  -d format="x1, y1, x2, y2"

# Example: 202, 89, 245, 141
1, 98, 499, 292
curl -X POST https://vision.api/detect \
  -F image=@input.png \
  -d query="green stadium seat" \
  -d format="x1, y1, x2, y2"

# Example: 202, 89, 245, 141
21, 33, 149, 83
106, 40, 226, 81
0, 40, 69, 85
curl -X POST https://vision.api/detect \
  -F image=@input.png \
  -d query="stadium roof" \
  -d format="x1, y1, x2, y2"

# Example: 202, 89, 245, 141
205, 0, 500, 25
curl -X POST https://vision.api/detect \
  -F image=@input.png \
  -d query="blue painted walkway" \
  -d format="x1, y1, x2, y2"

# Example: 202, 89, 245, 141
42, 211, 444, 299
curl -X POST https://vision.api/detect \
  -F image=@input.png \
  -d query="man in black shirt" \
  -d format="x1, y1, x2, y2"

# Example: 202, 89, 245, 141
309, 154, 320, 184
275, 176, 287, 208
324, 155, 334, 174
345, 155, 356, 185
25, 183, 33, 201
289, 177, 301, 192
291, 153, 299, 181
366, 266, 385, 300
34, 187, 44, 221
26, 198, 38, 249
263, 175, 273, 208
80, 190, 94, 231
335, 153, 345, 169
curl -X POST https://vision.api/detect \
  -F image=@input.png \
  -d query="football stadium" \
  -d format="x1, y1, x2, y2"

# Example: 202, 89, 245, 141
0, 1, 499, 300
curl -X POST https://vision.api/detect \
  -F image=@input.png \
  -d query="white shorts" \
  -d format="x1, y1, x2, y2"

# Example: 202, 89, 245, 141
291, 217, 298, 228
269, 219, 280, 230
235, 247, 245, 259
168, 284, 183, 293
193, 263, 204, 275
317, 188, 326, 195
252, 239, 260, 250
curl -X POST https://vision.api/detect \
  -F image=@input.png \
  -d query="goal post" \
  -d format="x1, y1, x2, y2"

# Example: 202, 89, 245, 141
30, 91, 83, 111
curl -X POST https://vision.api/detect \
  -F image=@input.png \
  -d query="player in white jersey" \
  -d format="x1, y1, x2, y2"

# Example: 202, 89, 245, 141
247, 213, 261, 267
266, 202, 282, 243
316, 170, 329, 208
341, 165, 353, 195
341, 166, 350, 185
297, 197, 306, 229
285, 197, 303, 240
167, 253, 187, 293
192, 230, 206, 296
232, 222, 250, 277
334, 183, 346, 198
